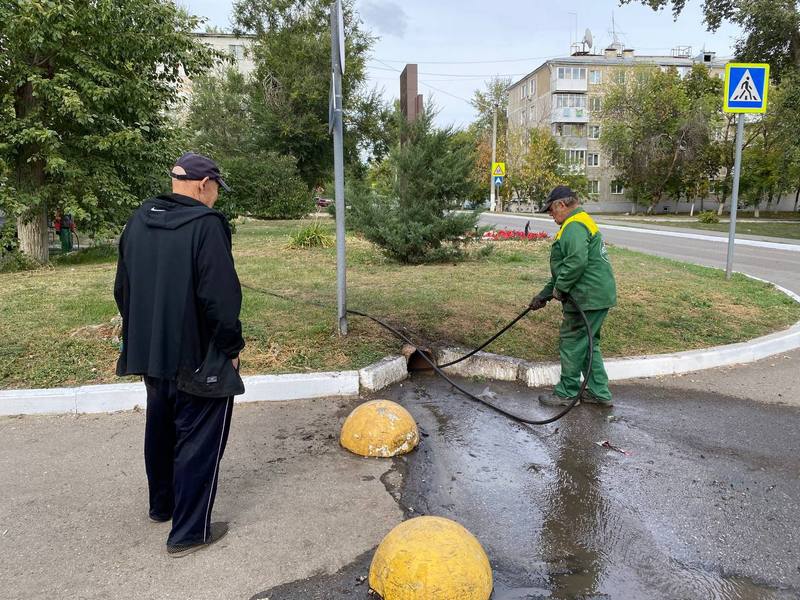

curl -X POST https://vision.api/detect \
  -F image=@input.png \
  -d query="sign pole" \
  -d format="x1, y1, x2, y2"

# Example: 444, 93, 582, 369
725, 113, 745, 279
490, 103, 497, 211
330, 0, 347, 334
722, 62, 769, 279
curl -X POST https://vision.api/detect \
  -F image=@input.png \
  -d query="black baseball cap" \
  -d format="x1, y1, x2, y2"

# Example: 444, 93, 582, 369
169, 152, 231, 192
539, 185, 576, 213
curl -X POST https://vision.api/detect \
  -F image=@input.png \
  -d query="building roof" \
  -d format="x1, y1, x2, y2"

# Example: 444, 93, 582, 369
193, 32, 256, 40
509, 52, 730, 90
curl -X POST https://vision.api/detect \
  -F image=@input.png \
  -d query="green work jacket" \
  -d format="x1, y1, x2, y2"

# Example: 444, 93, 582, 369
536, 207, 617, 312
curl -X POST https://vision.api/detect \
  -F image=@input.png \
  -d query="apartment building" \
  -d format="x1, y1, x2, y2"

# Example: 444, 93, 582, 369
174, 33, 257, 113
507, 46, 727, 211
194, 32, 257, 76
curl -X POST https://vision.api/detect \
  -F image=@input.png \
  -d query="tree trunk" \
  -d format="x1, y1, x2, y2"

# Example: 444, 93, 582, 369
14, 78, 49, 264
17, 205, 49, 263
794, 185, 800, 212
717, 202, 724, 216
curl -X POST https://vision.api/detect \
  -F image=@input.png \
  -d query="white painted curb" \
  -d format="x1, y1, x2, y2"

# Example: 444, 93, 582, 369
359, 356, 408, 391
0, 371, 361, 417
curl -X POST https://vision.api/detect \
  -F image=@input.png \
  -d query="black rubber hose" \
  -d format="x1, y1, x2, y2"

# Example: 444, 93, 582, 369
241, 283, 592, 425
348, 295, 591, 426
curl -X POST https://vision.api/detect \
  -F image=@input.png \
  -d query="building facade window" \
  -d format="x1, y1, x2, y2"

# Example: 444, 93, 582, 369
589, 97, 602, 111
557, 67, 587, 80
562, 149, 586, 165
613, 70, 626, 84
553, 123, 587, 137
588, 124, 601, 139
229, 44, 245, 60
589, 70, 602, 84
555, 94, 587, 108
588, 180, 599, 194
611, 180, 625, 194
587, 153, 600, 166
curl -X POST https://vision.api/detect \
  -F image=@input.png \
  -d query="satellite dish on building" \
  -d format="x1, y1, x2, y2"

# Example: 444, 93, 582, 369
583, 28, 593, 51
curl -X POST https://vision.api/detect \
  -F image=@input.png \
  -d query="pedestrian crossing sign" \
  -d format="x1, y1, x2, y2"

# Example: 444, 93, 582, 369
724, 63, 769, 114
491, 162, 506, 176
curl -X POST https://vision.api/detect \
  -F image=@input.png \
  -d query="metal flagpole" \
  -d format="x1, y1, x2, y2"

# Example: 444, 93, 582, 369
725, 113, 745, 279
330, 0, 347, 334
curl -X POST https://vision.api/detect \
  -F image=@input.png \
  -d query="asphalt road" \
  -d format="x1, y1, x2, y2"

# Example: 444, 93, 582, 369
478, 213, 800, 295
254, 375, 800, 600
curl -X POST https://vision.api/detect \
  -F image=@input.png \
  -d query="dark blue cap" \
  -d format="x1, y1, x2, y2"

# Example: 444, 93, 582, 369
169, 152, 231, 192
539, 185, 576, 212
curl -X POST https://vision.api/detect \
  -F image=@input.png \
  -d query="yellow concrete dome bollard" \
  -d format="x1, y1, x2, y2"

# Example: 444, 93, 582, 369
340, 400, 419, 458
369, 516, 493, 600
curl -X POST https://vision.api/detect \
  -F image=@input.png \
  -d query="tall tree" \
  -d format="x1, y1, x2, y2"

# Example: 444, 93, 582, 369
187, 66, 312, 220
600, 66, 714, 212
624, 0, 800, 81
232, 0, 389, 187
506, 128, 587, 207
467, 77, 511, 205
0, 0, 217, 263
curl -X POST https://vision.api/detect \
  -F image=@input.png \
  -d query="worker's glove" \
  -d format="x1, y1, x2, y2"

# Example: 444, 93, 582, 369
552, 288, 565, 302
529, 295, 547, 311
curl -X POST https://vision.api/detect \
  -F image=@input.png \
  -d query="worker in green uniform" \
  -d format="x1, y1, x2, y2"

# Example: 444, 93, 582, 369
529, 186, 617, 407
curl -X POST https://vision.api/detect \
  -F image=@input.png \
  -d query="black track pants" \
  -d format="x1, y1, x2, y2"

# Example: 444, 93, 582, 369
143, 376, 233, 546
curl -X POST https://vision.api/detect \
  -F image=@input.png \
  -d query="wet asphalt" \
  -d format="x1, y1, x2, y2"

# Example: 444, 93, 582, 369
252, 373, 800, 600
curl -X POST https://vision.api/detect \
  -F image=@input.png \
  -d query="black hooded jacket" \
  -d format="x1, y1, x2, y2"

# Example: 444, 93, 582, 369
114, 193, 245, 380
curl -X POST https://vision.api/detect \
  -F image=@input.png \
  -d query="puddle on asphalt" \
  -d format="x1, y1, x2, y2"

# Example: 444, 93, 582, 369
250, 374, 800, 600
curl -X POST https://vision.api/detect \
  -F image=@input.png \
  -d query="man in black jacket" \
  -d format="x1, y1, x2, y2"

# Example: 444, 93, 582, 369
114, 152, 245, 557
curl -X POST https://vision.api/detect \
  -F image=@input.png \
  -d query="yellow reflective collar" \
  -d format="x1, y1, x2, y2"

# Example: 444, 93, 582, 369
555, 211, 599, 240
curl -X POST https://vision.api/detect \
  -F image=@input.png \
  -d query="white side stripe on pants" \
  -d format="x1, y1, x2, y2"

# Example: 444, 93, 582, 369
204, 396, 231, 542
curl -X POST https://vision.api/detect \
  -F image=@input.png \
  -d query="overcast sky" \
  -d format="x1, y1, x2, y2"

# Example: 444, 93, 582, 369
180, 0, 742, 127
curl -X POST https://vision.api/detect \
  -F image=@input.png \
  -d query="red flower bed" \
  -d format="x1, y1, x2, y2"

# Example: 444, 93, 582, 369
481, 229, 549, 241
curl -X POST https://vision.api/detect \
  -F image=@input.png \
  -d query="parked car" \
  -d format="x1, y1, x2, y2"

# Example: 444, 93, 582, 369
315, 196, 332, 208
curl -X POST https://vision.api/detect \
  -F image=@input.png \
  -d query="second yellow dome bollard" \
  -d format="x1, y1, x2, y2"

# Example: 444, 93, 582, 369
340, 399, 419, 458
369, 516, 493, 600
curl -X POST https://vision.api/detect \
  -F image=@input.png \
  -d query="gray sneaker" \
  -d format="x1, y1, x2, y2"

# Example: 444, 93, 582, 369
538, 393, 578, 407
167, 522, 229, 558
581, 391, 613, 407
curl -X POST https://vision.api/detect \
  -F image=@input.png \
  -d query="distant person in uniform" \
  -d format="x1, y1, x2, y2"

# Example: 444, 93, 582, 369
114, 152, 244, 557
528, 186, 617, 407
54, 210, 75, 252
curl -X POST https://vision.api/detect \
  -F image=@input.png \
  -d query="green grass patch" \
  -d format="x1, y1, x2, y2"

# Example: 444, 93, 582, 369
1, 219, 799, 389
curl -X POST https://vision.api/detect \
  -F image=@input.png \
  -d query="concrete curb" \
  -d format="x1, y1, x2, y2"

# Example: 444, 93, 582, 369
359, 356, 408, 391
0, 371, 360, 417
0, 358, 410, 417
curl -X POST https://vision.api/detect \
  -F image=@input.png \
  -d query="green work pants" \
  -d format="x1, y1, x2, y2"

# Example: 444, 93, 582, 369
554, 308, 611, 401
59, 228, 73, 252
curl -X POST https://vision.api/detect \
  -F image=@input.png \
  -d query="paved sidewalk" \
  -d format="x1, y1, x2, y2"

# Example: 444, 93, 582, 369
635, 348, 800, 407
0, 398, 401, 600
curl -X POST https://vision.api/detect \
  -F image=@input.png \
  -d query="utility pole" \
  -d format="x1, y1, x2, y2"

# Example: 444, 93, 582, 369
490, 102, 498, 211
330, 0, 347, 334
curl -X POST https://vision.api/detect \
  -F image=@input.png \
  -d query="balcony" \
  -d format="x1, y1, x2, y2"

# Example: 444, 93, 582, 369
551, 106, 589, 123
554, 78, 588, 93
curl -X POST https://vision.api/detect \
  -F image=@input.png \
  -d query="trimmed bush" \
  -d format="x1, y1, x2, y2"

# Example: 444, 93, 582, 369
698, 210, 720, 224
